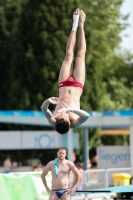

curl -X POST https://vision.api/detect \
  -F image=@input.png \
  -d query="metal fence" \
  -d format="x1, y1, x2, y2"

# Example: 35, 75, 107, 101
71, 167, 132, 190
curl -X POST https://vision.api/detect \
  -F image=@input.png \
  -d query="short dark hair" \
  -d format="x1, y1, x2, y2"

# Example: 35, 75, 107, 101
58, 147, 67, 152
55, 118, 69, 134
75, 161, 83, 168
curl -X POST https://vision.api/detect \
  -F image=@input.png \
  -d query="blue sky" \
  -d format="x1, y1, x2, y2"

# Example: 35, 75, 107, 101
120, 0, 133, 53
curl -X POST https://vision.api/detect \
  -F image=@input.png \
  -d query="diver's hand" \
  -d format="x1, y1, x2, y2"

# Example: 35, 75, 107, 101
58, 107, 73, 113
62, 102, 71, 108
48, 97, 59, 104
58, 102, 73, 113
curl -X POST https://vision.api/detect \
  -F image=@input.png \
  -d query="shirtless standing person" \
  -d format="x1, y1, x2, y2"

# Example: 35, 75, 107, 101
41, 147, 81, 200
3, 155, 12, 173
41, 8, 90, 134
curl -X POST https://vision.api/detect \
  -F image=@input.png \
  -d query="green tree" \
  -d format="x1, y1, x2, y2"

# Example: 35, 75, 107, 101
80, 0, 130, 111
4, 0, 80, 110
0, 0, 21, 109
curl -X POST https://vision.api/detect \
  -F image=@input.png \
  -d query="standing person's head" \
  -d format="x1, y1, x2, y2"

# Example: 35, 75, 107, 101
6, 155, 11, 160
55, 113, 70, 134
75, 161, 83, 170
57, 147, 67, 160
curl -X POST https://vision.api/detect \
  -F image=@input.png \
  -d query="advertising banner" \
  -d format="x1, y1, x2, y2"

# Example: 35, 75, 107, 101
97, 146, 130, 169
0, 172, 51, 200
0, 131, 79, 150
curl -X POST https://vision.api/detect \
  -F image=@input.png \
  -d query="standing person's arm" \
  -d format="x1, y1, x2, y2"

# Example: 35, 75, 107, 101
41, 162, 52, 193
41, 97, 59, 126
66, 162, 81, 195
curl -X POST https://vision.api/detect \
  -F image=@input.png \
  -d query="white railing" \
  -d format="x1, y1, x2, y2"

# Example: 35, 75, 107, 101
74, 168, 132, 189
105, 167, 132, 187
84, 169, 106, 189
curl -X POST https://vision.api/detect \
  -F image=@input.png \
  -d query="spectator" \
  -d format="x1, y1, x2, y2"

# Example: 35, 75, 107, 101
33, 163, 43, 172
75, 161, 84, 190
3, 155, 12, 173
91, 161, 97, 169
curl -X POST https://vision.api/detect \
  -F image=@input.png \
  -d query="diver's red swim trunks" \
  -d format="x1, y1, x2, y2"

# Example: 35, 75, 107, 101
58, 77, 84, 89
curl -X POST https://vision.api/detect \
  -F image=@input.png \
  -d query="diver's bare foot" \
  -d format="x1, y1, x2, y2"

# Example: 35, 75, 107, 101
79, 10, 86, 27
73, 8, 80, 15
